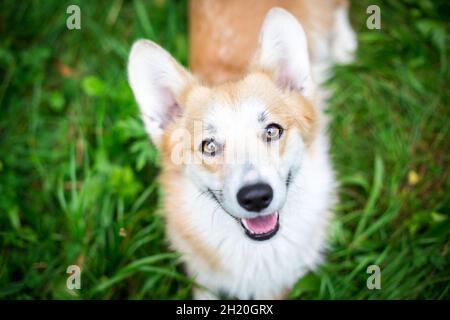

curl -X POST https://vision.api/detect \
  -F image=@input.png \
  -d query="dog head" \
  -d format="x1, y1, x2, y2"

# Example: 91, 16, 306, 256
128, 8, 317, 241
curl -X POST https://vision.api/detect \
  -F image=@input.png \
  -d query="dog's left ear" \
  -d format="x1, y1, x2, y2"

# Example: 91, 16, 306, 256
128, 40, 196, 147
252, 7, 313, 97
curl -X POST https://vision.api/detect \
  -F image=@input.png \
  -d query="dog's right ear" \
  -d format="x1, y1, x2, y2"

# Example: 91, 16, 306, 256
251, 8, 313, 97
128, 40, 195, 147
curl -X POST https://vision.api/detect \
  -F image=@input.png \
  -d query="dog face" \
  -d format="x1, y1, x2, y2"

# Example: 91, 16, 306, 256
128, 8, 316, 241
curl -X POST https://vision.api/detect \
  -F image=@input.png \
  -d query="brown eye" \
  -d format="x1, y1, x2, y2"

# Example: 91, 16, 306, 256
264, 123, 283, 142
201, 139, 218, 156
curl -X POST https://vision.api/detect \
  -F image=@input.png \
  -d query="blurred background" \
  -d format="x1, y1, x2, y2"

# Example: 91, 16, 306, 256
0, 0, 448, 299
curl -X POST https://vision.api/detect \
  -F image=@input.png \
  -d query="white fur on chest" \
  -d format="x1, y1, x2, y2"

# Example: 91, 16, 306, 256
168, 127, 335, 300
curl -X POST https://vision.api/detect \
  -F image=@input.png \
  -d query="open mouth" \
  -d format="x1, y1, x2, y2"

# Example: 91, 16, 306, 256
240, 211, 279, 241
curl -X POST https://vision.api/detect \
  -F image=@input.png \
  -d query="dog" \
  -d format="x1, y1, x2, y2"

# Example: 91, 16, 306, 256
127, 1, 357, 299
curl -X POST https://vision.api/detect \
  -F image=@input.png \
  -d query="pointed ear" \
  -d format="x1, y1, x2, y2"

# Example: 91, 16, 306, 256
252, 8, 313, 96
128, 39, 195, 147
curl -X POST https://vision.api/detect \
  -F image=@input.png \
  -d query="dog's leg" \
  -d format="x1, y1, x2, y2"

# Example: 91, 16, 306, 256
193, 287, 219, 300
331, 2, 357, 64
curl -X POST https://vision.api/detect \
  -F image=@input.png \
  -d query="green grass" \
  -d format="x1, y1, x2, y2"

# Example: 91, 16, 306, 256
0, 0, 448, 299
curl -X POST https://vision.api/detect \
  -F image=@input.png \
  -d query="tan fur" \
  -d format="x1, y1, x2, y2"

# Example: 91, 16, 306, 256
160, 135, 222, 270
163, 185, 222, 271
189, 0, 348, 84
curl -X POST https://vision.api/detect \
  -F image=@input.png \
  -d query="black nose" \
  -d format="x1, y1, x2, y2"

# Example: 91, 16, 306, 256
237, 183, 273, 212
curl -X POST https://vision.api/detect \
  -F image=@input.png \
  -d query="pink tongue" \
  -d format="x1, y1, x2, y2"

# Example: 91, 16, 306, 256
243, 212, 278, 234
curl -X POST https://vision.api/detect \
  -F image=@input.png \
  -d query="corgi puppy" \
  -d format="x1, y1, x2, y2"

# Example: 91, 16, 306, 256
128, 4, 356, 299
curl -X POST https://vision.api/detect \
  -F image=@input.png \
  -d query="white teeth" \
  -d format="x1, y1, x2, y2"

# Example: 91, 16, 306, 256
240, 219, 254, 234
